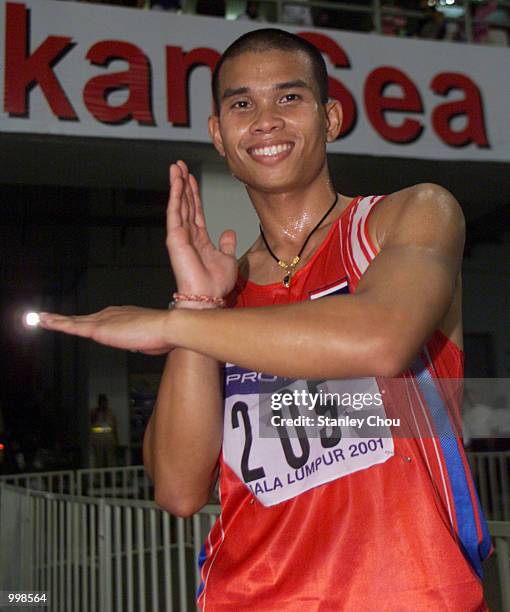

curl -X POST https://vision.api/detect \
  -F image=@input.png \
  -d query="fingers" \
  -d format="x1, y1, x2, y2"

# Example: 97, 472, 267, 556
176, 160, 195, 225
38, 313, 96, 339
167, 164, 185, 232
189, 173, 208, 230
218, 229, 237, 258
168, 161, 216, 256
176, 163, 191, 224
175, 159, 189, 175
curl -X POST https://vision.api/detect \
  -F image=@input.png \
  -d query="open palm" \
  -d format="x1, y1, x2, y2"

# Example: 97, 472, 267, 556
167, 161, 238, 298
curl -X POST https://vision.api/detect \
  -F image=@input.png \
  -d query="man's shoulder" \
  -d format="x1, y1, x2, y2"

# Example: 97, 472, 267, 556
368, 183, 465, 251
381, 182, 460, 215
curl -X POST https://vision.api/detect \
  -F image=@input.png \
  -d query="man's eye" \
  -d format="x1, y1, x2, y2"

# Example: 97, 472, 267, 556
281, 93, 300, 103
232, 100, 249, 109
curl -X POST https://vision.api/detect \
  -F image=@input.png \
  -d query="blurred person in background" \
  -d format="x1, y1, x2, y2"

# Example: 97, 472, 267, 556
237, 1, 266, 22
90, 393, 118, 467
407, 0, 446, 39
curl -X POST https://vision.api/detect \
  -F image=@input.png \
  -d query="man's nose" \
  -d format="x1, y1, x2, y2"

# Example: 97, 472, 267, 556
250, 105, 285, 134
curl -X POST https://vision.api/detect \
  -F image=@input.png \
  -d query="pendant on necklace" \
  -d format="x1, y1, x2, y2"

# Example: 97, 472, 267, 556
279, 256, 299, 289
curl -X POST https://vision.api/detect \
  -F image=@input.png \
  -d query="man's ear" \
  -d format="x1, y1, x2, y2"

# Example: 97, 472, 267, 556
208, 115, 226, 157
324, 99, 343, 142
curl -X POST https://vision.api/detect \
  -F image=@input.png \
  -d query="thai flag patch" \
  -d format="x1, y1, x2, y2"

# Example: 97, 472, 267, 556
309, 278, 349, 300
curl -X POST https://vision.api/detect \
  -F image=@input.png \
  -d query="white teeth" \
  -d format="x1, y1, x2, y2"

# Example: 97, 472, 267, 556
251, 143, 291, 157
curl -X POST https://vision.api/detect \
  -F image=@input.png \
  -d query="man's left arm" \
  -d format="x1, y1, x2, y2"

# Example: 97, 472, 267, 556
167, 184, 465, 379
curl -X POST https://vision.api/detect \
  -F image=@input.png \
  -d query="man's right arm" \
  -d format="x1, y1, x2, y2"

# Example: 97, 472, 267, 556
143, 347, 223, 517
143, 160, 234, 517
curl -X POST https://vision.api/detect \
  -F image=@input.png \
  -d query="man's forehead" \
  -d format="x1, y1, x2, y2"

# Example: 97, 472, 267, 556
218, 48, 315, 94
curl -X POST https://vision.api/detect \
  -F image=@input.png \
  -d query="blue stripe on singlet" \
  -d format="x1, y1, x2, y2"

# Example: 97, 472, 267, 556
196, 543, 207, 598
411, 355, 492, 579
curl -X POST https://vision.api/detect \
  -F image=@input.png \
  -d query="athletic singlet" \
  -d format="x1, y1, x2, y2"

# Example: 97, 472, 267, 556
197, 195, 492, 611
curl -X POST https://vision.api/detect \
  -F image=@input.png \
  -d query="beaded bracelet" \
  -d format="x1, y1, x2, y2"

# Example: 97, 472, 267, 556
172, 292, 226, 307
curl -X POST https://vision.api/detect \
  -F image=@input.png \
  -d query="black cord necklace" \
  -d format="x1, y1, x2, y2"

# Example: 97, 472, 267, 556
259, 193, 339, 288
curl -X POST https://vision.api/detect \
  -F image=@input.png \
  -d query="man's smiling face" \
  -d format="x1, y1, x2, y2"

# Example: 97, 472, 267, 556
208, 49, 341, 194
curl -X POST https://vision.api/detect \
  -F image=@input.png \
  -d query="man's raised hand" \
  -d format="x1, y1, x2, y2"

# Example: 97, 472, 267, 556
167, 161, 238, 299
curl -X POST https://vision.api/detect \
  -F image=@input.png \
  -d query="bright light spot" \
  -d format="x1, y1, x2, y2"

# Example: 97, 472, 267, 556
24, 312, 40, 327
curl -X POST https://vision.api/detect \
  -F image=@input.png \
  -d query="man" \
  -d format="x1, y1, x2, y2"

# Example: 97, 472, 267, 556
90, 393, 118, 468
40, 29, 491, 611
236, 1, 265, 22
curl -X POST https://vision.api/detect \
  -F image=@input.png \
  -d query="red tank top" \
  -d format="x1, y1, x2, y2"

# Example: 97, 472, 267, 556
197, 195, 491, 611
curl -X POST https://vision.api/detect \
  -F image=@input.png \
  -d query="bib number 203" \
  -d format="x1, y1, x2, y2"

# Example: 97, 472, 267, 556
231, 398, 342, 483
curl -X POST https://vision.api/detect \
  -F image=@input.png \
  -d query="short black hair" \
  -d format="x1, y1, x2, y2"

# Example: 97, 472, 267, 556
212, 28, 329, 115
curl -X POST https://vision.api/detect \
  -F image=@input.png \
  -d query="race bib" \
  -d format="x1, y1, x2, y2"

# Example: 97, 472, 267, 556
223, 366, 395, 506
